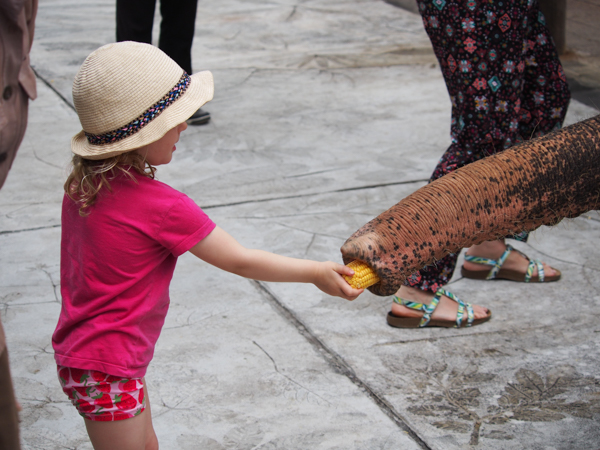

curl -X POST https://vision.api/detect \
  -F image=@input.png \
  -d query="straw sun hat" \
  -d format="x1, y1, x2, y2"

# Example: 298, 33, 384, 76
71, 41, 214, 159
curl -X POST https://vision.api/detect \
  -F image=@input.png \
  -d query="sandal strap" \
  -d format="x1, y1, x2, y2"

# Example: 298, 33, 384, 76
464, 244, 514, 280
394, 289, 474, 328
510, 245, 545, 282
525, 258, 545, 282
393, 294, 439, 327
465, 244, 547, 282
437, 288, 474, 328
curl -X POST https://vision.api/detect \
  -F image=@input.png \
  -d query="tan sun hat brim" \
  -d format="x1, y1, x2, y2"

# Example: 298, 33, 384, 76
71, 70, 214, 160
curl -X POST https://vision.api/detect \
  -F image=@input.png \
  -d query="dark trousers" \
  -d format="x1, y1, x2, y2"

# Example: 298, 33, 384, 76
116, 0, 198, 74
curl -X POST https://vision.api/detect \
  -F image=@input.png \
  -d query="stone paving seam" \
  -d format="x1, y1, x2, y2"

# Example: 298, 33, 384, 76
200, 178, 430, 210
0, 224, 61, 236
31, 67, 75, 112
375, 323, 559, 346
251, 279, 433, 450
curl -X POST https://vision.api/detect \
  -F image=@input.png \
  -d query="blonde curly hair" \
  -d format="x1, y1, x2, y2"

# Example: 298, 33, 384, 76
65, 151, 156, 216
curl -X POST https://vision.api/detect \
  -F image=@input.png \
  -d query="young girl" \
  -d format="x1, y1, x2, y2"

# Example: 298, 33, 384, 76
52, 41, 363, 450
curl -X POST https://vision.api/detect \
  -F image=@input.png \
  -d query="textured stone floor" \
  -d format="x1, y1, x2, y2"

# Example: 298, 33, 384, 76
1, 0, 599, 449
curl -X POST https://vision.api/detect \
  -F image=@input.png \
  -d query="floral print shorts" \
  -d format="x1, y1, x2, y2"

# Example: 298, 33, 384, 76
57, 365, 145, 421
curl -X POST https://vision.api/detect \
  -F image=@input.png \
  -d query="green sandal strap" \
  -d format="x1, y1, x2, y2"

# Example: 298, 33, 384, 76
393, 294, 440, 327
393, 288, 474, 328
437, 288, 474, 328
508, 245, 545, 282
525, 258, 545, 282
464, 244, 514, 280
464, 243, 546, 282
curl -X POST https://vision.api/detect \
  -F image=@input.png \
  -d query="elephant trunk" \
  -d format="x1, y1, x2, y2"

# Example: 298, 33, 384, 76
341, 114, 600, 296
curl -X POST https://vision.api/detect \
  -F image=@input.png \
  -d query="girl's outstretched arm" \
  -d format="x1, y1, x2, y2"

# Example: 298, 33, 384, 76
189, 226, 363, 301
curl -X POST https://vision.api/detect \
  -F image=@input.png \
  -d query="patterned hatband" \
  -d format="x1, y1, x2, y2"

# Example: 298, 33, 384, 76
85, 72, 191, 146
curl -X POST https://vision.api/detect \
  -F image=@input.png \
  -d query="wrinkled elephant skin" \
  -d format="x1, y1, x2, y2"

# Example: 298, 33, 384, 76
341, 115, 600, 296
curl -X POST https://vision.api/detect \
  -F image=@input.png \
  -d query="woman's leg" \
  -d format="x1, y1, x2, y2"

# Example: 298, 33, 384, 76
404, 1, 523, 297
515, 1, 571, 140
116, 0, 157, 44
393, 0, 566, 314
158, 0, 198, 75
84, 381, 158, 450
0, 340, 20, 450
462, 1, 569, 278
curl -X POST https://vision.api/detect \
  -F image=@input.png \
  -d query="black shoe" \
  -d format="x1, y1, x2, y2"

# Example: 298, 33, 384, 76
187, 108, 211, 125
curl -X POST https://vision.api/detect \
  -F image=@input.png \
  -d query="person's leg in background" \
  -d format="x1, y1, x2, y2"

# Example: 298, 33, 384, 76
160, 0, 210, 125
0, 88, 27, 448
515, 3, 570, 140
1, 0, 38, 446
0, 322, 21, 450
116, 0, 210, 124
462, 0, 571, 274
390, 0, 567, 327
116, 0, 157, 44
1, 0, 37, 441
158, 0, 197, 75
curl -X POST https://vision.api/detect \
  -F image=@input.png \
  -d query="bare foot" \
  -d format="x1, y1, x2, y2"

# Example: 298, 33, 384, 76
463, 240, 559, 278
391, 285, 490, 323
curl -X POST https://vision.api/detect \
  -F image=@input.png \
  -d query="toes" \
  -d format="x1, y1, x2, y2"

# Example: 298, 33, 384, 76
472, 304, 490, 319
543, 264, 559, 277
467, 303, 489, 319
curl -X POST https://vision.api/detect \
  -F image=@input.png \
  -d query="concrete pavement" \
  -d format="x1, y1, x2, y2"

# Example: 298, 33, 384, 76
562, 0, 600, 110
1, 0, 599, 449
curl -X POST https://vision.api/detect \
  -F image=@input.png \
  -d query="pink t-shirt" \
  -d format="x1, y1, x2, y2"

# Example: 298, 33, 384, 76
52, 170, 216, 378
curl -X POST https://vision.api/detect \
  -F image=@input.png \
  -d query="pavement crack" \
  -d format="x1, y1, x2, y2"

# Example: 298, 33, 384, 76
33, 149, 64, 169
163, 310, 222, 330
520, 241, 598, 271
284, 167, 346, 178
286, 5, 298, 21
154, 398, 193, 418
304, 233, 316, 258
224, 29, 242, 41
39, 266, 60, 303
0, 224, 61, 235
1, 300, 58, 308
31, 66, 76, 112
237, 68, 259, 87
376, 321, 581, 346
271, 221, 344, 242
33, 343, 55, 360
376, 327, 521, 345
251, 280, 432, 449
252, 340, 331, 405
200, 178, 428, 210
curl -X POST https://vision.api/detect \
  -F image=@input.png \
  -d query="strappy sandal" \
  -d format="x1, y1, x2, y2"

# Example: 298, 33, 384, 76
386, 288, 492, 328
461, 244, 561, 283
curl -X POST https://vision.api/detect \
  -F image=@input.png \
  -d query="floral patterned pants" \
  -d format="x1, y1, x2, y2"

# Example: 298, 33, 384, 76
406, 0, 571, 293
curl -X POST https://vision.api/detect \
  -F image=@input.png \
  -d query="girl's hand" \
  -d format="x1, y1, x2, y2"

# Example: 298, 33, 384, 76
312, 261, 364, 301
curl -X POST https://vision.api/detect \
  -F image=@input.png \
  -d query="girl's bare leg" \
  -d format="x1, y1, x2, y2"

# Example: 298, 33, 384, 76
84, 380, 158, 450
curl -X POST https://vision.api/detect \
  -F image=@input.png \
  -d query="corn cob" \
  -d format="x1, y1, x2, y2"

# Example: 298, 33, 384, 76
343, 260, 380, 289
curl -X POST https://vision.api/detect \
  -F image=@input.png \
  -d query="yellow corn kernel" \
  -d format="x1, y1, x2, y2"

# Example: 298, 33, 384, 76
343, 260, 380, 289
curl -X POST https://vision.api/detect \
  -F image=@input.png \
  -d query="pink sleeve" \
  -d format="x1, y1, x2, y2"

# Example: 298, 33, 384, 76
156, 194, 216, 257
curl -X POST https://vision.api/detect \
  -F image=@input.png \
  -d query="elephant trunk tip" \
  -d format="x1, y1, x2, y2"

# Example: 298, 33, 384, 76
340, 233, 403, 296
